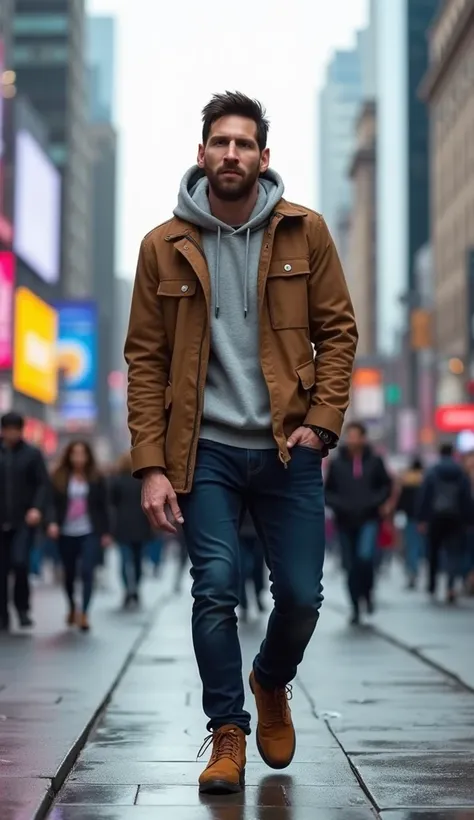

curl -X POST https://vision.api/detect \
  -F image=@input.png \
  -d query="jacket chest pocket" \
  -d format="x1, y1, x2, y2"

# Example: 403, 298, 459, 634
266, 260, 309, 330
157, 279, 197, 300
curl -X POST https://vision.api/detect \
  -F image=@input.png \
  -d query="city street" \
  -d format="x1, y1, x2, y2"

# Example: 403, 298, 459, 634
2, 557, 473, 820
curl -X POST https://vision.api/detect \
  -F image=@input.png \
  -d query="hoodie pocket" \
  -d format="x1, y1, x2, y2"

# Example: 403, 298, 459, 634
266, 261, 309, 329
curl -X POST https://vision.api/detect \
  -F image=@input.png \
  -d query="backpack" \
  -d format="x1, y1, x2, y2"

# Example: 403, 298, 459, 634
431, 473, 463, 522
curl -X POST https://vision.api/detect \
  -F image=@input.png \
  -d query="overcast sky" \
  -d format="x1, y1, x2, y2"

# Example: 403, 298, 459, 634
87, 0, 368, 277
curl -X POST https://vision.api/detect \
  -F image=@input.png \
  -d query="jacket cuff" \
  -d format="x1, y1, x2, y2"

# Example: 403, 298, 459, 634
131, 444, 166, 478
304, 405, 345, 440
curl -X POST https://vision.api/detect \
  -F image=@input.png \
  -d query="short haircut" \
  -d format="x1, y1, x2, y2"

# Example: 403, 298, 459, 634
1, 411, 25, 430
345, 421, 367, 437
440, 442, 454, 458
202, 91, 270, 151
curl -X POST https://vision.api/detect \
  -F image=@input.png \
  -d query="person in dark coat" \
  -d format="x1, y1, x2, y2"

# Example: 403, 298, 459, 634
325, 422, 392, 624
0, 412, 50, 630
48, 440, 112, 631
418, 442, 471, 603
109, 452, 152, 607
397, 456, 425, 588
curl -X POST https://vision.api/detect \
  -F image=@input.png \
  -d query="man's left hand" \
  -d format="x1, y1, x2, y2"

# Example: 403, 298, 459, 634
25, 508, 42, 527
287, 427, 323, 450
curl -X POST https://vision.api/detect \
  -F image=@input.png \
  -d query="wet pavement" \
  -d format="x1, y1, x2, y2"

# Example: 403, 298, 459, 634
3, 556, 474, 819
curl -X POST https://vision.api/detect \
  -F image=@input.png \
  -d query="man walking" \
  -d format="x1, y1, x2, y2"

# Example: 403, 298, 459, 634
125, 92, 357, 793
0, 412, 50, 630
418, 442, 471, 603
325, 422, 392, 624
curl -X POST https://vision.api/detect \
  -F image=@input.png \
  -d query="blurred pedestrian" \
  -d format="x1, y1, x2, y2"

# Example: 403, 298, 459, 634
325, 422, 392, 625
397, 456, 425, 588
461, 451, 474, 595
239, 509, 266, 618
47, 441, 112, 631
171, 525, 189, 594
110, 451, 152, 608
0, 412, 49, 631
418, 443, 471, 603
125, 91, 357, 792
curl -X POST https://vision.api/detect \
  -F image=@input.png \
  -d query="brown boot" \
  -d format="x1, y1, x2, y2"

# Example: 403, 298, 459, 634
249, 670, 295, 769
198, 724, 246, 794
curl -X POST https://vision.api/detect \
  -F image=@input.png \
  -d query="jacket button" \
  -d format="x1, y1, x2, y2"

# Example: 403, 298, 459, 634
284, 264, 292, 271
181, 284, 189, 293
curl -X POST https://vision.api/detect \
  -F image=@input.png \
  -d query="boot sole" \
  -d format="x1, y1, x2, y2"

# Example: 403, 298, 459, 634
249, 674, 296, 770
199, 771, 245, 794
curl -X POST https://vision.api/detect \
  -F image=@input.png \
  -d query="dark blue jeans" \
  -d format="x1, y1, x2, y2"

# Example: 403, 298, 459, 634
58, 534, 98, 613
180, 440, 325, 734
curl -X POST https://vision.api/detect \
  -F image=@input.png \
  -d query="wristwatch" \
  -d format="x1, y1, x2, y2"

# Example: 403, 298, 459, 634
303, 425, 337, 450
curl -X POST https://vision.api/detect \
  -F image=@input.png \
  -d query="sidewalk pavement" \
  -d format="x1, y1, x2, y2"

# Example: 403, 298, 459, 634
43, 559, 474, 820
0, 551, 168, 820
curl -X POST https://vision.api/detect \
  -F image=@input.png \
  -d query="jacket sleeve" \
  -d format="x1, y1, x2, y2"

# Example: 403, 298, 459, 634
306, 215, 358, 439
32, 448, 51, 516
125, 235, 171, 477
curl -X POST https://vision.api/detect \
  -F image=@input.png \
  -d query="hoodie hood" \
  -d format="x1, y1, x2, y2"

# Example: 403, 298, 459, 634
173, 165, 284, 317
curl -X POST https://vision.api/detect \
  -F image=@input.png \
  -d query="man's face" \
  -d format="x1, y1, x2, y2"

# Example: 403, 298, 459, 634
346, 427, 365, 452
197, 115, 270, 202
2, 426, 23, 447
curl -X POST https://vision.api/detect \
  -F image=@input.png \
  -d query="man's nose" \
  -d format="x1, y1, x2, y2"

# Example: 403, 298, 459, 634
224, 141, 239, 162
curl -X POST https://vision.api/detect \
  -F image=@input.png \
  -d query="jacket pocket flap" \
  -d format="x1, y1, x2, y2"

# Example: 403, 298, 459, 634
296, 359, 315, 390
267, 258, 310, 278
157, 280, 197, 297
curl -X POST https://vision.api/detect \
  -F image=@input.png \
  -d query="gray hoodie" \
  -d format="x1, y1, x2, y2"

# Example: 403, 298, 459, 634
174, 165, 285, 449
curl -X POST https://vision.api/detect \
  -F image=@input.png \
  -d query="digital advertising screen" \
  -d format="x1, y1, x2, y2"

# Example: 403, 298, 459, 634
13, 287, 58, 404
56, 301, 98, 426
13, 129, 61, 283
0, 251, 15, 369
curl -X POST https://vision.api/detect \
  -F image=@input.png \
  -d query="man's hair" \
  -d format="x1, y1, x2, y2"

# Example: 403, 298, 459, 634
202, 91, 269, 152
440, 442, 454, 458
1, 411, 24, 430
346, 421, 367, 437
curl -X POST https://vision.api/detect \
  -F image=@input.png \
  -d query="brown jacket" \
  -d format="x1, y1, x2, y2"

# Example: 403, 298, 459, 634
125, 198, 358, 492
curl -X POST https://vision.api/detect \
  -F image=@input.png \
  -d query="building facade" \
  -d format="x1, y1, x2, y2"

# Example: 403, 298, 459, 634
12, 0, 92, 298
421, 0, 474, 365
348, 101, 377, 358
318, 42, 364, 248
87, 16, 117, 439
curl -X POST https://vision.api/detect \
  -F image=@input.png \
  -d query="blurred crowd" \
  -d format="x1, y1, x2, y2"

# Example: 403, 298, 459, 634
1, 411, 473, 636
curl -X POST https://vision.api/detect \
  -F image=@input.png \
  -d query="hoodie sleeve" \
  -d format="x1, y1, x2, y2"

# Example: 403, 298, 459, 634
125, 236, 171, 477
305, 214, 358, 439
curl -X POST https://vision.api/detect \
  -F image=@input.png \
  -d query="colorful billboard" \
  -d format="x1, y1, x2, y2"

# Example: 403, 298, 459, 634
13, 288, 58, 404
0, 252, 14, 368
55, 301, 98, 425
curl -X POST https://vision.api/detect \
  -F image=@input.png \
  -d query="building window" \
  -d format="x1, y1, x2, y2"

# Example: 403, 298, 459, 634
13, 14, 68, 36
14, 44, 69, 63
49, 143, 67, 166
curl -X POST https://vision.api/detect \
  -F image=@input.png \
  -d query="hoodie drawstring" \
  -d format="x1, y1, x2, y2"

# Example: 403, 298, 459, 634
215, 226, 221, 319
214, 226, 251, 320
244, 229, 250, 319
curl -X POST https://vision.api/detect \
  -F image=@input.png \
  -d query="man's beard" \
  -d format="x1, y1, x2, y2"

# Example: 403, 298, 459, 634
205, 164, 261, 202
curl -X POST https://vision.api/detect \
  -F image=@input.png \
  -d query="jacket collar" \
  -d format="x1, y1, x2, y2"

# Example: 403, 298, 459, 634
164, 197, 308, 241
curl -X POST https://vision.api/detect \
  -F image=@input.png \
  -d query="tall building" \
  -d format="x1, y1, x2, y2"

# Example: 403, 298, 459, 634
421, 0, 474, 370
12, 0, 92, 298
375, 0, 439, 356
318, 42, 364, 249
0, 0, 14, 61
87, 16, 117, 439
347, 101, 377, 358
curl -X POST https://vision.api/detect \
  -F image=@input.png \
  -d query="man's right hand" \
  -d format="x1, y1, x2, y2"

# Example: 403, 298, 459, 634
141, 469, 184, 534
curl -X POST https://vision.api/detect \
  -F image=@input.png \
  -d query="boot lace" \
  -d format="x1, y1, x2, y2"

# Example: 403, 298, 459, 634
263, 684, 293, 725
197, 727, 241, 765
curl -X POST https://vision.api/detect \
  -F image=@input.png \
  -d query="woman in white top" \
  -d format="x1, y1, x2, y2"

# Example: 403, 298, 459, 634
48, 441, 111, 631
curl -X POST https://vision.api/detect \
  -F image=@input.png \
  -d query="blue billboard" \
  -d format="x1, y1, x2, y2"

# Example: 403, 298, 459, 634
55, 301, 98, 425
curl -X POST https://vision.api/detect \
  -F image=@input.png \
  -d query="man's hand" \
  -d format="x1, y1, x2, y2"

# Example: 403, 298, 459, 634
25, 508, 42, 527
47, 523, 60, 540
142, 469, 184, 534
101, 534, 113, 548
287, 426, 323, 450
